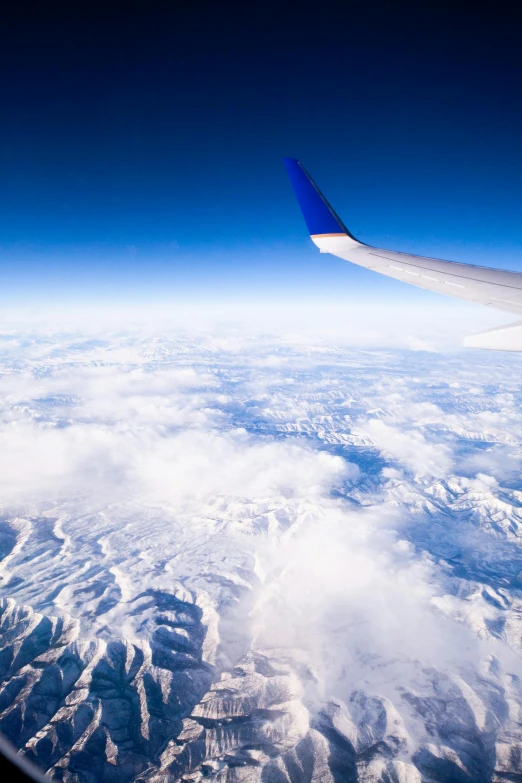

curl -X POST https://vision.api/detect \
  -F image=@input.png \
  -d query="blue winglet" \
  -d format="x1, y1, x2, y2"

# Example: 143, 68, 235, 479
284, 158, 352, 238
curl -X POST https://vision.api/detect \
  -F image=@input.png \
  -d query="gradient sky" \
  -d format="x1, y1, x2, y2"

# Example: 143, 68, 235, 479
1, 5, 521, 307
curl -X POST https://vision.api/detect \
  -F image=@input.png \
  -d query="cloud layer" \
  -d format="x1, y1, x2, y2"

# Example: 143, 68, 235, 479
1, 314, 522, 780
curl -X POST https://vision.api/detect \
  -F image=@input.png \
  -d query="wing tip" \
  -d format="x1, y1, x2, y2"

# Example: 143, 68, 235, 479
284, 157, 358, 240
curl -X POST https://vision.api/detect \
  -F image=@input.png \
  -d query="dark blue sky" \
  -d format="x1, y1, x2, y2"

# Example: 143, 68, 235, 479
1, 4, 521, 306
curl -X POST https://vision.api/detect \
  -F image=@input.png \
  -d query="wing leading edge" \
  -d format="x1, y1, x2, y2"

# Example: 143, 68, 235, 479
284, 158, 522, 350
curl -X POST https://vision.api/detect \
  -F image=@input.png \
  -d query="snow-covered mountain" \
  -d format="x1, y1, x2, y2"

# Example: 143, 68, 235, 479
1, 321, 522, 781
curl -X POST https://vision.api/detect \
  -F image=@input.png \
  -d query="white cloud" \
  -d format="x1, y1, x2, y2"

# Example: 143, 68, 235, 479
0, 416, 351, 508
249, 503, 479, 707
354, 419, 453, 477
461, 445, 522, 482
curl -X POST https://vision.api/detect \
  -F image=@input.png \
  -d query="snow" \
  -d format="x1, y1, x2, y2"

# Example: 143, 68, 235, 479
0, 319, 521, 780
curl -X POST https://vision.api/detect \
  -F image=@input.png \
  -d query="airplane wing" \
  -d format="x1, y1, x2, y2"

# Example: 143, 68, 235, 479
284, 157, 522, 351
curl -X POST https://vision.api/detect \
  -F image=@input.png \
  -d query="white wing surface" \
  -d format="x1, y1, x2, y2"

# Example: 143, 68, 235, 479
313, 235, 522, 317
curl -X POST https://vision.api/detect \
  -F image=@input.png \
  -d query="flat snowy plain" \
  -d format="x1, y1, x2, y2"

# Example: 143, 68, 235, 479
1, 306, 522, 782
